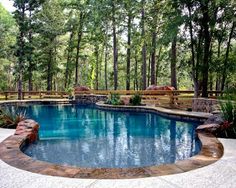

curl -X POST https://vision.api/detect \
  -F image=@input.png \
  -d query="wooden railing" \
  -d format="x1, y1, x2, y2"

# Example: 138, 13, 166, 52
75, 90, 223, 110
0, 90, 223, 110
0, 91, 69, 100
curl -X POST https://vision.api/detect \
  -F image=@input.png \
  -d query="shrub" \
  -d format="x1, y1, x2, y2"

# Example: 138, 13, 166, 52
130, 93, 142, 106
220, 87, 236, 127
106, 93, 123, 105
66, 87, 74, 99
0, 106, 27, 129
220, 99, 236, 127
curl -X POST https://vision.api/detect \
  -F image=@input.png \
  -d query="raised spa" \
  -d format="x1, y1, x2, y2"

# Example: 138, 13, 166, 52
21, 104, 201, 168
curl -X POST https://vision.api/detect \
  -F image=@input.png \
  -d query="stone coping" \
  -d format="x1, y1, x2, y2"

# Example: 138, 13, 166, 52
0, 100, 223, 179
96, 102, 212, 122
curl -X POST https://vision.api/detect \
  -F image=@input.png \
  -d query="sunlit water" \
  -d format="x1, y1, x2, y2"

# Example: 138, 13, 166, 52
19, 104, 201, 168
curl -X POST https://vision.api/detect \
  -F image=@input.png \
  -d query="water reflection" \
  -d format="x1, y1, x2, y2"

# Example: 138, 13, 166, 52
22, 105, 201, 168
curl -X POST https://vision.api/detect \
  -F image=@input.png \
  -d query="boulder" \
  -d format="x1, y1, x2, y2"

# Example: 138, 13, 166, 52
146, 85, 175, 91
74, 86, 90, 92
196, 124, 221, 133
15, 119, 39, 143
204, 114, 224, 125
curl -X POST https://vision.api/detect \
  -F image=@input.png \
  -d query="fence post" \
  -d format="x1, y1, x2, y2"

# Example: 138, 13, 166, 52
169, 91, 175, 108
5, 92, 8, 100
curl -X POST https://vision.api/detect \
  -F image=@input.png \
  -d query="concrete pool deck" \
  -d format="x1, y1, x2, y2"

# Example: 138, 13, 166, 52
0, 128, 236, 188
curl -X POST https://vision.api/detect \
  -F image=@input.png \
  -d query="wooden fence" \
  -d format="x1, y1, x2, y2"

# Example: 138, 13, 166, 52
0, 91, 69, 100
0, 90, 223, 110
76, 90, 223, 110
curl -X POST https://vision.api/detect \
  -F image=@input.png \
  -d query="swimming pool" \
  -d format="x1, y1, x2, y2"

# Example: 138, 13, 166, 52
21, 104, 201, 168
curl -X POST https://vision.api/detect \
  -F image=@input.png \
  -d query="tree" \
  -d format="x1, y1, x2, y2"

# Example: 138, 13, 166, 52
141, 0, 147, 90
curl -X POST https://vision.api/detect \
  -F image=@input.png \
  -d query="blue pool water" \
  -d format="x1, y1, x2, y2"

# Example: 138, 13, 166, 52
21, 105, 201, 168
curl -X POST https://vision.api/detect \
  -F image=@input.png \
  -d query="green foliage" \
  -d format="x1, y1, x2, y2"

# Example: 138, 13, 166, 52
220, 88, 236, 127
130, 93, 142, 106
0, 106, 27, 129
0, 0, 236, 92
106, 93, 123, 105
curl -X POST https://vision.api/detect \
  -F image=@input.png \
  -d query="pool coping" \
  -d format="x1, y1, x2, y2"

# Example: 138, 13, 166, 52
0, 100, 224, 179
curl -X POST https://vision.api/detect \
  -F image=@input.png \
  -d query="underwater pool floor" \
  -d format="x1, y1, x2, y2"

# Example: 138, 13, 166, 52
1, 128, 236, 188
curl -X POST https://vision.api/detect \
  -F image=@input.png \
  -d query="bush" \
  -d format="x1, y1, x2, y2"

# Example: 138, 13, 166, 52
219, 89, 236, 138
0, 106, 27, 129
66, 87, 74, 99
220, 87, 236, 127
105, 93, 123, 105
220, 99, 236, 127
130, 93, 142, 106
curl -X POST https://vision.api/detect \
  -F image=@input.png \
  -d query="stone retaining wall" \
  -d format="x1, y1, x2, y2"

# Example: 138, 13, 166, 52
192, 98, 219, 113
75, 94, 107, 104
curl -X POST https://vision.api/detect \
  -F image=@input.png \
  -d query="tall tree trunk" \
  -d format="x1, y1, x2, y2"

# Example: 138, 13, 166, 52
216, 39, 222, 91
126, 13, 132, 90
141, 0, 147, 90
201, 1, 211, 98
28, 9, 33, 92
155, 46, 162, 84
134, 50, 138, 90
150, 28, 157, 85
221, 21, 235, 91
65, 30, 75, 88
75, 12, 84, 86
147, 53, 151, 86
18, 6, 26, 100
171, 36, 177, 89
187, 3, 198, 97
47, 38, 54, 91
95, 45, 99, 90
104, 41, 108, 90
112, 2, 118, 90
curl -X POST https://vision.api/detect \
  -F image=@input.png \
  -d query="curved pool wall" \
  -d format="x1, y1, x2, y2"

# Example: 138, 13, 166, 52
21, 104, 201, 168
0, 99, 224, 179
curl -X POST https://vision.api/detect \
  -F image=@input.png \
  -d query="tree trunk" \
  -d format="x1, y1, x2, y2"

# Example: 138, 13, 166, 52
126, 13, 132, 90
171, 36, 177, 89
155, 46, 162, 84
141, 0, 147, 90
28, 9, 33, 92
112, 2, 118, 90
134, 50, 138, 90
95, 45, 99, 90
187, 3, 198, 97
18, 6, 26, 100
65, 30, 75, 88
221, 21, 235, 91
147, 53, 151, 86
104, 41, 108, 90
47, 38, 54, 91
150, 29, 157, 85
201, 1, 211, 98
75, 12, 84, 86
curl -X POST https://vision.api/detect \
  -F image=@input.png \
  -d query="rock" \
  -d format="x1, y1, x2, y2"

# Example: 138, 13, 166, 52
204, 114, 224, 125
146, 85, 175, 91
196, 124, 221, 133
74, 86, 90, 92
121, 96, 130, 105
75, 95, 107, 104
15, 119, 39, 143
